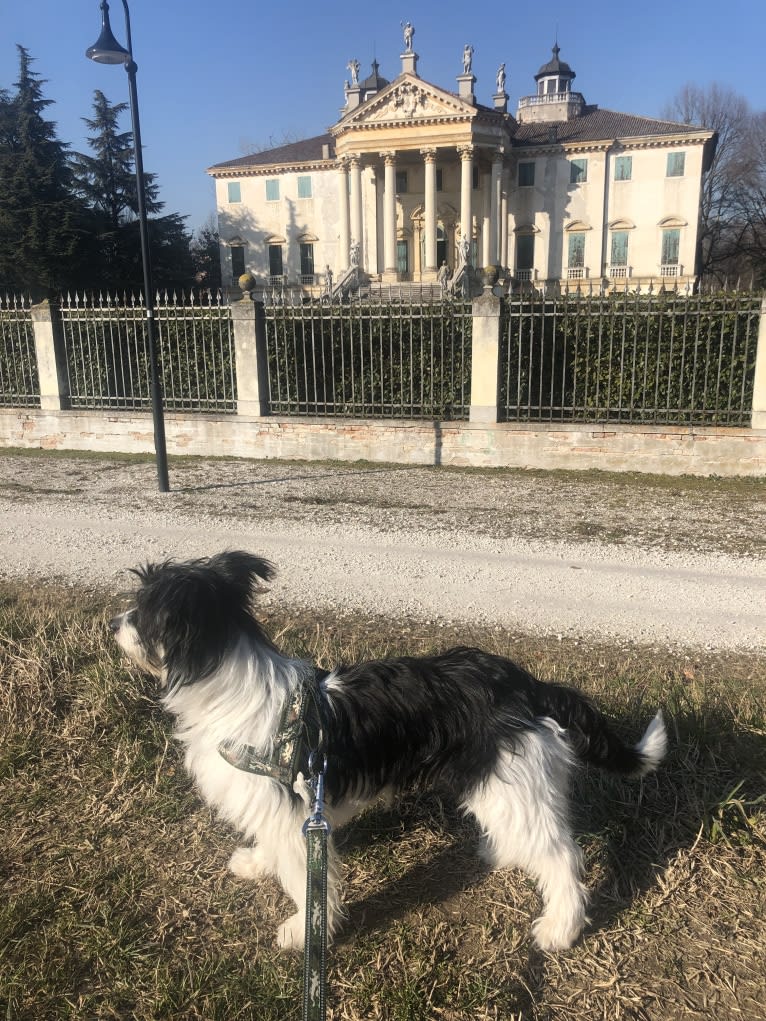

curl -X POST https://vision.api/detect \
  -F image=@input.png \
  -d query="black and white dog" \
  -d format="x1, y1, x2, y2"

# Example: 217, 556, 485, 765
110, 551, 667, 952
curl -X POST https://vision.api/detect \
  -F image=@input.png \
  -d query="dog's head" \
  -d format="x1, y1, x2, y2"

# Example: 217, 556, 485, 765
110, 551, 276, 693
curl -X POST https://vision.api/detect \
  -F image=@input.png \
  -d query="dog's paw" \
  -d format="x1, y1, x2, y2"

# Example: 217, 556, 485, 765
530, 912, 583, 952
228, 846, 271, 879
276, 911, 305, 951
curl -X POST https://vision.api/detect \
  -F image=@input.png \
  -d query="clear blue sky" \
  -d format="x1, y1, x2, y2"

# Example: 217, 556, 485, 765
2, 1, 765, 235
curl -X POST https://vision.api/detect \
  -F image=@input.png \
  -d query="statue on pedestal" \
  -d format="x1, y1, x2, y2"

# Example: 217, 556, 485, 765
402, 21, 414, 52
496, 63, 506, 94
463, 44, 474, 74
347, 59, 360, 86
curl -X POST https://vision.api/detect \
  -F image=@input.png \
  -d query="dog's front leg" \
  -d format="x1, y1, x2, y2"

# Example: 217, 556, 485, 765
272, 827, 344, 951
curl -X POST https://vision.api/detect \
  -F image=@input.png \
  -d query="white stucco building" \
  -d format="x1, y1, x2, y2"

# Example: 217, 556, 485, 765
208, 37, 717, 293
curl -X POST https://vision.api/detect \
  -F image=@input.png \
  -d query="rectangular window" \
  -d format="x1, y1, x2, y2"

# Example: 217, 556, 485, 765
518, 162, 535, 187
614, 155, 632, 181
436, 168, 443, 192
569, 159, 587, 184
299, 242, 315, 280
666, 152, 685, 177
567, 232, 585, 267
610, 231, 629, 266
661, 228, 680, 265
265, 178, 280, 201
297, 175, 312, 198
227, 181, 241, 203
268, 244, 283, 277
230, 246, 245, 279
395, 170, 408, 194
516, 234, 534, 271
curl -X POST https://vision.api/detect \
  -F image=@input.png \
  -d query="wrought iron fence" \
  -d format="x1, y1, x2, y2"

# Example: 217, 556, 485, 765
59, 291, 236, 413
0, 294, 38, 406
501, 288, 761, 425
263, 287, 472, 419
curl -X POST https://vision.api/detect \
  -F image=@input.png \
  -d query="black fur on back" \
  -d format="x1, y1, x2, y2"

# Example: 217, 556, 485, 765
319, 647, 646, 804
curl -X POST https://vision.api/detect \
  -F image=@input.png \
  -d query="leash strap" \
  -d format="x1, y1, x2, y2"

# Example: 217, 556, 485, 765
302, 757, 330, 1021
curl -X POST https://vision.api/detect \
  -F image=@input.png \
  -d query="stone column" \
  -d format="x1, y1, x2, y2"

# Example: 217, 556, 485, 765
337, 158, 350, 271
458, 145, 474, 256
30, 299, 69, 410
500, 171, 509, 269
381, 151, 398, 279
349, 155, 363, 268
421, 147, 438, 278
752, 296, 766, 429
368, 168, 379, 276
489, 150, 504, 267
231, 298, 269, 417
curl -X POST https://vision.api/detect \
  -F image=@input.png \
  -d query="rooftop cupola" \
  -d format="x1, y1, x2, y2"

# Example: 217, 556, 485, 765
517, 43, 585, 124
534, 44, 576, 96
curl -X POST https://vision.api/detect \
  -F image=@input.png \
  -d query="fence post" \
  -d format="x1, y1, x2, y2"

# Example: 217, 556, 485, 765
469, 286, 502, 423
752, 297, 766, 430
231, 297, 269, 416
30, 299, 69, 411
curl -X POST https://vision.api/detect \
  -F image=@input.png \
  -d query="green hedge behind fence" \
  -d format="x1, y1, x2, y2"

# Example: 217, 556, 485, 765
0, 297, 37, 406
265, 298, 472, 419
501, 291, 761, 425
59, 296, 236, 413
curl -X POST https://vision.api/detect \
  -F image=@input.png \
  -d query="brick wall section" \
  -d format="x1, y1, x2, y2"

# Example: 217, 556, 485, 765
3, 408, 765, 477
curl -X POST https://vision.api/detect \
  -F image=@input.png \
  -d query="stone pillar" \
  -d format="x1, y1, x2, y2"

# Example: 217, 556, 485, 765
752, 296, 766, 430
337, 159, 350, 271
458, 145, 474, 257
490, 150, 504, 266
349, 155, 363, 268
381, 151, 398, 279
422, 147, 438, 278
469, 289, 502, 423
30, 299, 69, 410
231, 298, 269, 417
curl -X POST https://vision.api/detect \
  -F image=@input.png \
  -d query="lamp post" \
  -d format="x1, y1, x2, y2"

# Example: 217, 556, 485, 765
86, 0, 169, 492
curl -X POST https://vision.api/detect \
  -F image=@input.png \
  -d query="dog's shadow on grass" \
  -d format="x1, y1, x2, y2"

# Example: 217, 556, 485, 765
580, 707, 766, 936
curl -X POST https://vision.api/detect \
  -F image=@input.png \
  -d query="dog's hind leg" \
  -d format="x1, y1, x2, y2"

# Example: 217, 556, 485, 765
463, 723, 588, 952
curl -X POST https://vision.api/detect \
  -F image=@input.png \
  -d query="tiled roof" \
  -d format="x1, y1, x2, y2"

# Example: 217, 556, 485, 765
513, 107, 709, 146
208, 133, 334, 173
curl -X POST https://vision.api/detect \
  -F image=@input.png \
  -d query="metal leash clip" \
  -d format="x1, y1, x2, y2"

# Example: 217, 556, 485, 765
302, 752, 331, 835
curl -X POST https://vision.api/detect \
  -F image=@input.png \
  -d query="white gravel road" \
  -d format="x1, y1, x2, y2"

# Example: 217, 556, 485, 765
1, 453, 764, 651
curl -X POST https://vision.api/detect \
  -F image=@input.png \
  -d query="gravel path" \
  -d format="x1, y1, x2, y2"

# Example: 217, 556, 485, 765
1, 452, 764, 651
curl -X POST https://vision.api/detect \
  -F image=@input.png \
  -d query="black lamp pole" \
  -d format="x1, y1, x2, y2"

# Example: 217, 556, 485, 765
87, 0, 170, 493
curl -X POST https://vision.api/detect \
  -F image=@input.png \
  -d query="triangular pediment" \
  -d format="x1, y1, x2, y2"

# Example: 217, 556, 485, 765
336, 75, 475, 130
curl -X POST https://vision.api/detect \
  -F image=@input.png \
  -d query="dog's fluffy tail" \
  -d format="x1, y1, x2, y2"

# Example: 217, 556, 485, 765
534, 683, 667, 777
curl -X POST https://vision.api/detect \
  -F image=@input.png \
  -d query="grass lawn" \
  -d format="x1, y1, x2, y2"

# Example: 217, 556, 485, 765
1, 581, 764, 1020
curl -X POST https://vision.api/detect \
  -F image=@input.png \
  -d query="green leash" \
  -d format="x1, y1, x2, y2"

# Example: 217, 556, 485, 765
302, 755, 330, 1021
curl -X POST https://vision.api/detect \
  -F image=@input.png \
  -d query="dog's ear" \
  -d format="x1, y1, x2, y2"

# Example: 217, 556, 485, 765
208, 551, 276, 600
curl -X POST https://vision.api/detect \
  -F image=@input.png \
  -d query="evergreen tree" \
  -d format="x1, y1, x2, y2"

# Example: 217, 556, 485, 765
0, 46, 88, 295
71, 88, 194, 293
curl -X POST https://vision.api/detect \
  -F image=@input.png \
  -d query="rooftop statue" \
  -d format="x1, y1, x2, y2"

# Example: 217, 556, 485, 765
402, 21, 414, 52
463, 44, 474, 74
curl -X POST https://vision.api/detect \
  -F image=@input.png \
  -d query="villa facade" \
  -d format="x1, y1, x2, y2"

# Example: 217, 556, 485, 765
208, 36, 717, 293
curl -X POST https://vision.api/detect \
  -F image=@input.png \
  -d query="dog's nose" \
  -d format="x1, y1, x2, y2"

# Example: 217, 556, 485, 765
109, 616, 122, 634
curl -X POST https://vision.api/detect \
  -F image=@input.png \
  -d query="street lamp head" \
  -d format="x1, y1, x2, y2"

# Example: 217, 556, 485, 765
86, 0, 130, 64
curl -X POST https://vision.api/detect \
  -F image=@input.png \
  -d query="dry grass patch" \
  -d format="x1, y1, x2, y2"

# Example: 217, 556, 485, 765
1, 582, 764, 1020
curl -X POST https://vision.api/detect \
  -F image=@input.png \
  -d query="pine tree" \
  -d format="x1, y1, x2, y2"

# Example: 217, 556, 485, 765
71, 89, 194, 292
0, 46, 88, 295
